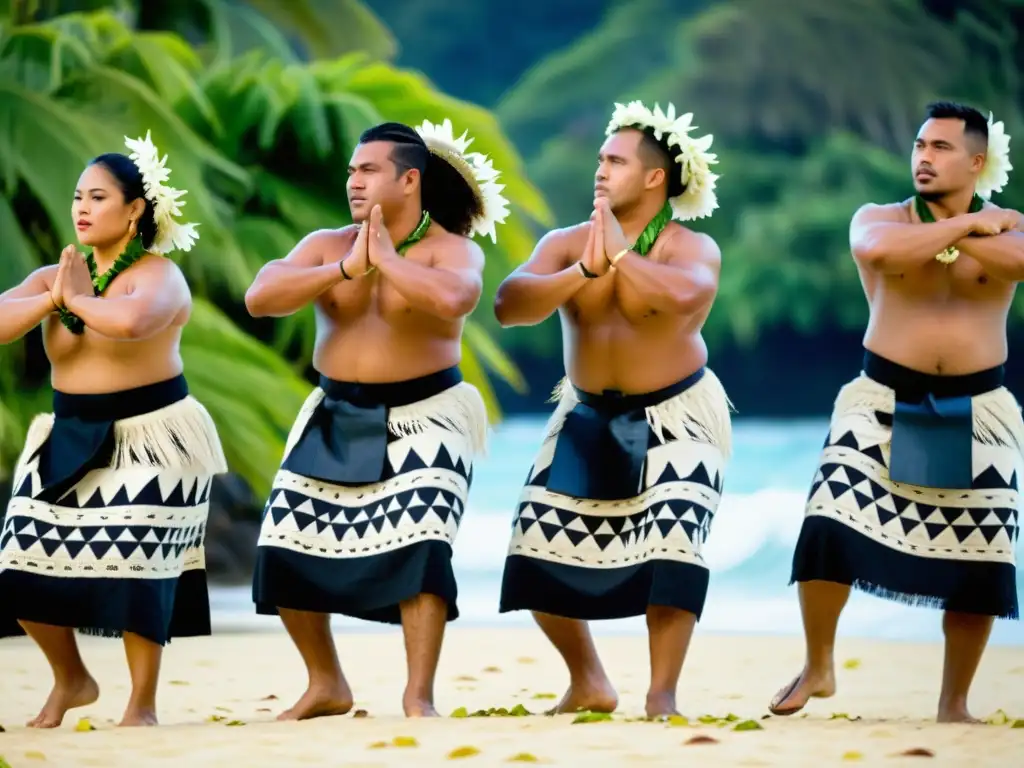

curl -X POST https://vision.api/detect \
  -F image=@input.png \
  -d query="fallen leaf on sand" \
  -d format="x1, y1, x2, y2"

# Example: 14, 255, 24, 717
483, 666, 502, 673
257, 708, 271, 713
1011, 720, 1024, 729
0, 757, 11, 768
392, 736, 419, 748
665, 715, 689, 727
353, 709, 369, 718
24, 753, 46, 762
830, 713, 862, 721
215, 706, 232, 713
898, 748, 935, 757
260, 694, 279, 701
698, 715, 718, 724
842, 752, 863, 761
843, 659, 861, 670
507, 755, 539, 763
455, 675, 477, 682
984, 709, 1009, 725
517, 657, 536, 664
169, 680, 189, 686
448, 746, 481, 759
531, 693, 557, 700
75, 717, 96, 732
572, 711, 613, 724
450, 707, 469, 718
369, 741, 388, 749
685, 735, 719, 745
206, 715, 226, 723
733, 719, 763, 731
225, 720, 245, 727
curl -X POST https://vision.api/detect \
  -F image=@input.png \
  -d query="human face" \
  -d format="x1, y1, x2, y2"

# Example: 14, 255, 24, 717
594, 130, 651, 215
72, 164, 139, 248
346, 141, 412, 222
912, 118, 985, 199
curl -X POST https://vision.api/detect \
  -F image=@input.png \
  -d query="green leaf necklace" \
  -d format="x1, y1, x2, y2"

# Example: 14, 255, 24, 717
59, 236, 147, 334
631, 200, 673, 257
397, 210, 431, 254
914, 194, 984, 265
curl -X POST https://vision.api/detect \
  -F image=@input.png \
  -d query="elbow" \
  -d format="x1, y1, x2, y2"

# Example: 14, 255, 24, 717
117, 313, 160, 340
493, 282, 525, 327
244, 284, 269, 318
671, 281, 715, 315
851, 240, 885, 269
437, 288, 479, 320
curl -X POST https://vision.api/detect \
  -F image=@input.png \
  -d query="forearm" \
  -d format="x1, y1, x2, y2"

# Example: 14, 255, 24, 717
955, 231, 1024, 281
614, 253, 711, 314
856, 218, 975, 272
64, 295, 176, 340
0, 293, 56, 344
375, 256, 479, 320
244, 263, 343, 317
494, 266, 591, 327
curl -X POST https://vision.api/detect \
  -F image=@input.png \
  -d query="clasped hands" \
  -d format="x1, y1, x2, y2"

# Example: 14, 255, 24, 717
49, 245, 95, 312
342, 205, 399, 278
579, 198, 632, 278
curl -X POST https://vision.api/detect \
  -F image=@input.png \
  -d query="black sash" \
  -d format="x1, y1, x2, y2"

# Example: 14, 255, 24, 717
545, 368, 706, 501
864, 351, 1004, 490
280, 366, 462, 486
36, 375, 190, 498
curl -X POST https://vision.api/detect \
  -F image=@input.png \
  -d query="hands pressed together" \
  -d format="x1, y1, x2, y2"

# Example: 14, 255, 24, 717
49, 245, 94, 311
579, 198, 632, 278
341, 205, 399, 280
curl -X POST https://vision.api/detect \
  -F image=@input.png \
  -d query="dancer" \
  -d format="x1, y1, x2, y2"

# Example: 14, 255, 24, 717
771, 102, 1023, 723
0, 132, 226, 727
494, 101, 731, 718
246, 120, 507, 719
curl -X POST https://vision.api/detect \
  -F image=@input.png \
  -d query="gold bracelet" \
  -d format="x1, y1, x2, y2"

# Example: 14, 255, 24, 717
611, 248, 630, 265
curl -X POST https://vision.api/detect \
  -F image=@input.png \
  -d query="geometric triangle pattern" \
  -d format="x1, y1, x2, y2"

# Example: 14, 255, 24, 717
507, 424, 725, 571
257, 427, 472, 560
803, 401, 1022, 566
0, 466, 214, 580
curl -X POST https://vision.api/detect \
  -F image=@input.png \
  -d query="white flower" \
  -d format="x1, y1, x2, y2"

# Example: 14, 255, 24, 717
605, 100, 719, 221
415, 118, 510, 243
123, 131, 200, 253
976, 112, 1012, 200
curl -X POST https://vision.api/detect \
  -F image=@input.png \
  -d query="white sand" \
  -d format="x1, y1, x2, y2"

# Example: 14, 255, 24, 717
1, 628, 1022, 766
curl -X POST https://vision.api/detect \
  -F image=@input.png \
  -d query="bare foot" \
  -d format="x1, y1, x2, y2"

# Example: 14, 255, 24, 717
403, 697, 440, 717
119, 708, 158, 727
26, 674, 100, 728
937, 701, 982, 724
548, 677, 618, 715
768, 669, 836, 716
277, 682, 353, 721
645, 691, 679, 718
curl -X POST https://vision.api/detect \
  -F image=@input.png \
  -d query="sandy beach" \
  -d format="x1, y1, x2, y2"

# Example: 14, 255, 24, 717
0, 628, 1021, 767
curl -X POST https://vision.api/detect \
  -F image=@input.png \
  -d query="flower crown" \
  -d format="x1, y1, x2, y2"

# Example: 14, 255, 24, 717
976, 112, 1012, 199
605, 101, 719, 221
414, 118, 510, 243
123, 131, 199, 253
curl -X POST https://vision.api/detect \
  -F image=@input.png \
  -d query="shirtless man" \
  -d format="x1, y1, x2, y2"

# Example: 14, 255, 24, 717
246, 120, 506, 719
771, 101, 1024, 723
494, 101, 733, 718
0, 135, 226, 727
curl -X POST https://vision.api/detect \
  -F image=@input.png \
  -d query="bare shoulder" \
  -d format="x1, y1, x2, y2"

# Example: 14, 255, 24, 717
853, 200, 911, 225
540, 222, 590, 257
429, 230, 485, 270
287, 225, 358, 265
661, 222, 721, 267
133, 254, 190, 295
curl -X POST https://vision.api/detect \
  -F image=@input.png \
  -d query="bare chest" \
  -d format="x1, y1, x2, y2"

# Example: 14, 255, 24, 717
874, 256, 1007, 303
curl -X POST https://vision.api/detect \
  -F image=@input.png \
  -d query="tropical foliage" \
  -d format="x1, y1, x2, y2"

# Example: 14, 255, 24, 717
0, 1, 552, 490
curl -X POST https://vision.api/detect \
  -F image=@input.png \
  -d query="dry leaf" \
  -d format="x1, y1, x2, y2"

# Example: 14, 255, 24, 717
257, 708, 271, 713
842, 752, 863, 761
572, 711, 613, 723
225, 720, 245, 727
507, 755, 539, 763
733, 719, 764, 731
685, 735, 719, 745
353, 709, 369, 718
74, 717, 96, 732
531, 693, 557, 700
206, 715, 226, 723
483, 666, 502, 673
260, 694, 279, 701
455, 675, 477, 682
368, 741, 388, 749
24, 753, 47, 762
984, 709, 1009, 725
898, 748, 935, 757
169, 680, 189, 686
215, 706, 232, 713
517, 657, 536, 664
447, 746, 481, 759
830, 713, 862, 721
842, 659, 861, 670
697, 714, 718, 724
450, 707, 469, 718
392, 736, 419, 748
1011, 719, 1024, 729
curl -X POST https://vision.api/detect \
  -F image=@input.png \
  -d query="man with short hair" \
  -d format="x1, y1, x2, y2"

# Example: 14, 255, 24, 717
245, 119, 508, 719
494, 102, 732, 719
771, 101, 1023, 723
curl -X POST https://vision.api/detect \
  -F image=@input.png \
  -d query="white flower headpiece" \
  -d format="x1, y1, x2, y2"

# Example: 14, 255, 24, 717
976, 112, 1012, 200
415, 118, 510, 243
123, 131, 199, 253
605, 100, 719, 221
